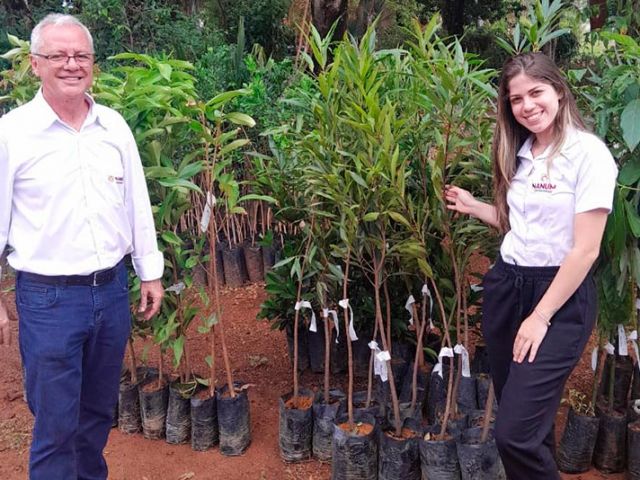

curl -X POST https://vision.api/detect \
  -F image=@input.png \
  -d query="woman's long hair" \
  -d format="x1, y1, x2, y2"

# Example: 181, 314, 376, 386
492, 52, 586, 232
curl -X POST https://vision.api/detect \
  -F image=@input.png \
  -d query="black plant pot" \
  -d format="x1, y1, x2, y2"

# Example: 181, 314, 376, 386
593, 404, 627, 473
456, 426, 505, 480
399, 364, 430, 403
352, 334, 372, 378
139, 377, 169, 440
190, 389, 219, 451
352, 390, 386, 432
243, 244, 264, 282
307, 320, 326, 374
331, 412, 378, 480
470, 343, 491, 374
427, 368, 450, 424
467, 409, 495, 430
313, 389, 346, 461
330, 325, 348, 374
628, 420, 640, 480
599, 354, 634, 411
262, 244, 276, 274
556, 407, 600, 473
118, 368, 145, 434
278, 388, 314, 462
165, 382, 192, 444
378, 418, 421, 480
217, 382, 251, 456
286, 321, 310, 372
221, 245, 248, 287
419, 425, 461, 480
475, 374, 498, 414
457, 375, 478, 412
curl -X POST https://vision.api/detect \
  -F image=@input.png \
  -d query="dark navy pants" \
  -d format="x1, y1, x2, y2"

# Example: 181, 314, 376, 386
481, 257, 596, 480
17, 261, 131, 480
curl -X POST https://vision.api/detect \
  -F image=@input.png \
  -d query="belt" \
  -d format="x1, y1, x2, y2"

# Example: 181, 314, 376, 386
19, 260, 122, 287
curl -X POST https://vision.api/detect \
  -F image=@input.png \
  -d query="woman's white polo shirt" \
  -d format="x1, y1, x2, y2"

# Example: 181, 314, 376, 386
500, 129, 618, 267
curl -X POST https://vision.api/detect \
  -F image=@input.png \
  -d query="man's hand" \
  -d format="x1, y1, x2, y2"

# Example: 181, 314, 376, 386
138, 279, 163, 321
0, 298, 11, 345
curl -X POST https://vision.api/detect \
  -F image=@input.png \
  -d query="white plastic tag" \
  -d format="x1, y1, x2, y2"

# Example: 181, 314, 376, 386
338, 298, 358, 341
433, 347, 454, 378
453, 344, 471, 377
618, 324, 628, 356
166, 282, 185, 294
405, 295, 416, 326
295, 301, 317, 332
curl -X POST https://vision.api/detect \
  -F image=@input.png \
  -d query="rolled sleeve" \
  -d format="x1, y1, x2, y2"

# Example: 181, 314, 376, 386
575, 138, 618, 214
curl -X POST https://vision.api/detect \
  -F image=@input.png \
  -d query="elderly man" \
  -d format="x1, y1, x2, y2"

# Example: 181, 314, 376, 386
0, 13, 164, 480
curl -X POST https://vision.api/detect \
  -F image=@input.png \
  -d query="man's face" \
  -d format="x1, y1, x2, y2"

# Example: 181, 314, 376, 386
30, 24, 94, 104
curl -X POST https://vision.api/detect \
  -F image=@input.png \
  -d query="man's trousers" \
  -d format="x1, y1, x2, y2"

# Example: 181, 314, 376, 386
17, 261, 131, 480
482, 257, 596, 480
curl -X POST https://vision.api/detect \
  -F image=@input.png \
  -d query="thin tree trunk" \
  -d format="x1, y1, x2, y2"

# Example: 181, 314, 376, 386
343, 249, 354, 427
128, 337, 138, 384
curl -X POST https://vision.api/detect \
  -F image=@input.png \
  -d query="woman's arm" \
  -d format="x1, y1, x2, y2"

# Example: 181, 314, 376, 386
444, 185, 500, 228
512, 209, 609, 363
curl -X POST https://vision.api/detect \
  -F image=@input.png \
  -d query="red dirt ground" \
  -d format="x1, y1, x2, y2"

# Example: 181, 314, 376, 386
0, 280, 626, 480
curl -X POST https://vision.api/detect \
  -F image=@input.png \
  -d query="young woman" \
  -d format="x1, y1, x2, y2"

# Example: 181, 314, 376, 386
445, 52, 617, 479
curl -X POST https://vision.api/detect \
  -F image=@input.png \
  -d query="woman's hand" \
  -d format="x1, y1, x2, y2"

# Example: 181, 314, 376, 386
445, 185, 478, 216
513, 314, 549, 363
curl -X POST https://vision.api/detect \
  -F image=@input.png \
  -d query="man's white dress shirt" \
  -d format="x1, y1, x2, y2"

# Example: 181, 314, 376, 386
500, 129, 618, 267
0, 90, 163, 280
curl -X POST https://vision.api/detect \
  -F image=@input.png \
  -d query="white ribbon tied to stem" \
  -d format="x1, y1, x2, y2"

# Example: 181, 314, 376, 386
453, 344, 471, 378
368, 341, 391, 382
629, 330, 640, 373
605, 342, 615, 355
295, 301, 317, 333
322, 308, 340, 343
166, 281, 185, 294
433, 347, 454, 378
199, 191, 216, 233
421, 283, 435, 329
592, 343, 617, 371
618, 324, 629, 356
338, 298, 358, 341
405, 295, 416, 326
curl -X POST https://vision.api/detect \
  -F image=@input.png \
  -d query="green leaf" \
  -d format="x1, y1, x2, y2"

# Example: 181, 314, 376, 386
219, 139, 250, 156
226, 112, 256, 127
388, 211, 411, 228
205, 355, 213, 367
363, 212, 380, 222
157, 63, 173, 81
624, 200, 640, 237
161, 231, 183, 245
621, 99, 640, 152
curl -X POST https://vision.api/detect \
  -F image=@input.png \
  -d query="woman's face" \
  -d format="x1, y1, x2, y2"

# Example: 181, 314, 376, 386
507, 73, 561, 144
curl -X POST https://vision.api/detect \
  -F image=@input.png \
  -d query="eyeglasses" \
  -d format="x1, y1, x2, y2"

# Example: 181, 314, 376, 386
32, 53, 94, 66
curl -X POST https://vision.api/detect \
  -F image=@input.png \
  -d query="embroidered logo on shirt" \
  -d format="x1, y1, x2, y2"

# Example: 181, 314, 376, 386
108, 176, 124, 184
531, 174, 556, 192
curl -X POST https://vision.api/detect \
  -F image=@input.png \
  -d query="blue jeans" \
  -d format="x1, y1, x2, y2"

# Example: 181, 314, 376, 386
17, 261, 131, 480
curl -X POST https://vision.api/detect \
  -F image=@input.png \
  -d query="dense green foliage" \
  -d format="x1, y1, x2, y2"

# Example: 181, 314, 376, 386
1, 1, 640, 404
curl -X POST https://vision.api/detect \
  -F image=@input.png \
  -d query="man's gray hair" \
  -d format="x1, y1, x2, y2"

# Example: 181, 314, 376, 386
30, 13, 94, 54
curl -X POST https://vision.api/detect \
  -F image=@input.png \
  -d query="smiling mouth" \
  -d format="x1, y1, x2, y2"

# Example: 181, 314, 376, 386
525, 111, 543, 121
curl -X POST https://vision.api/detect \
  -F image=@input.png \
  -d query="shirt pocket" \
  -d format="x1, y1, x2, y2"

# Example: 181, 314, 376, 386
88, 142, 126, 206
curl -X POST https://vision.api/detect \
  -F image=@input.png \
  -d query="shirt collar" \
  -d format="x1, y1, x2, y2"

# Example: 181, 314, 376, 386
31, 88, 107, 131
516, 128, 582, 162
